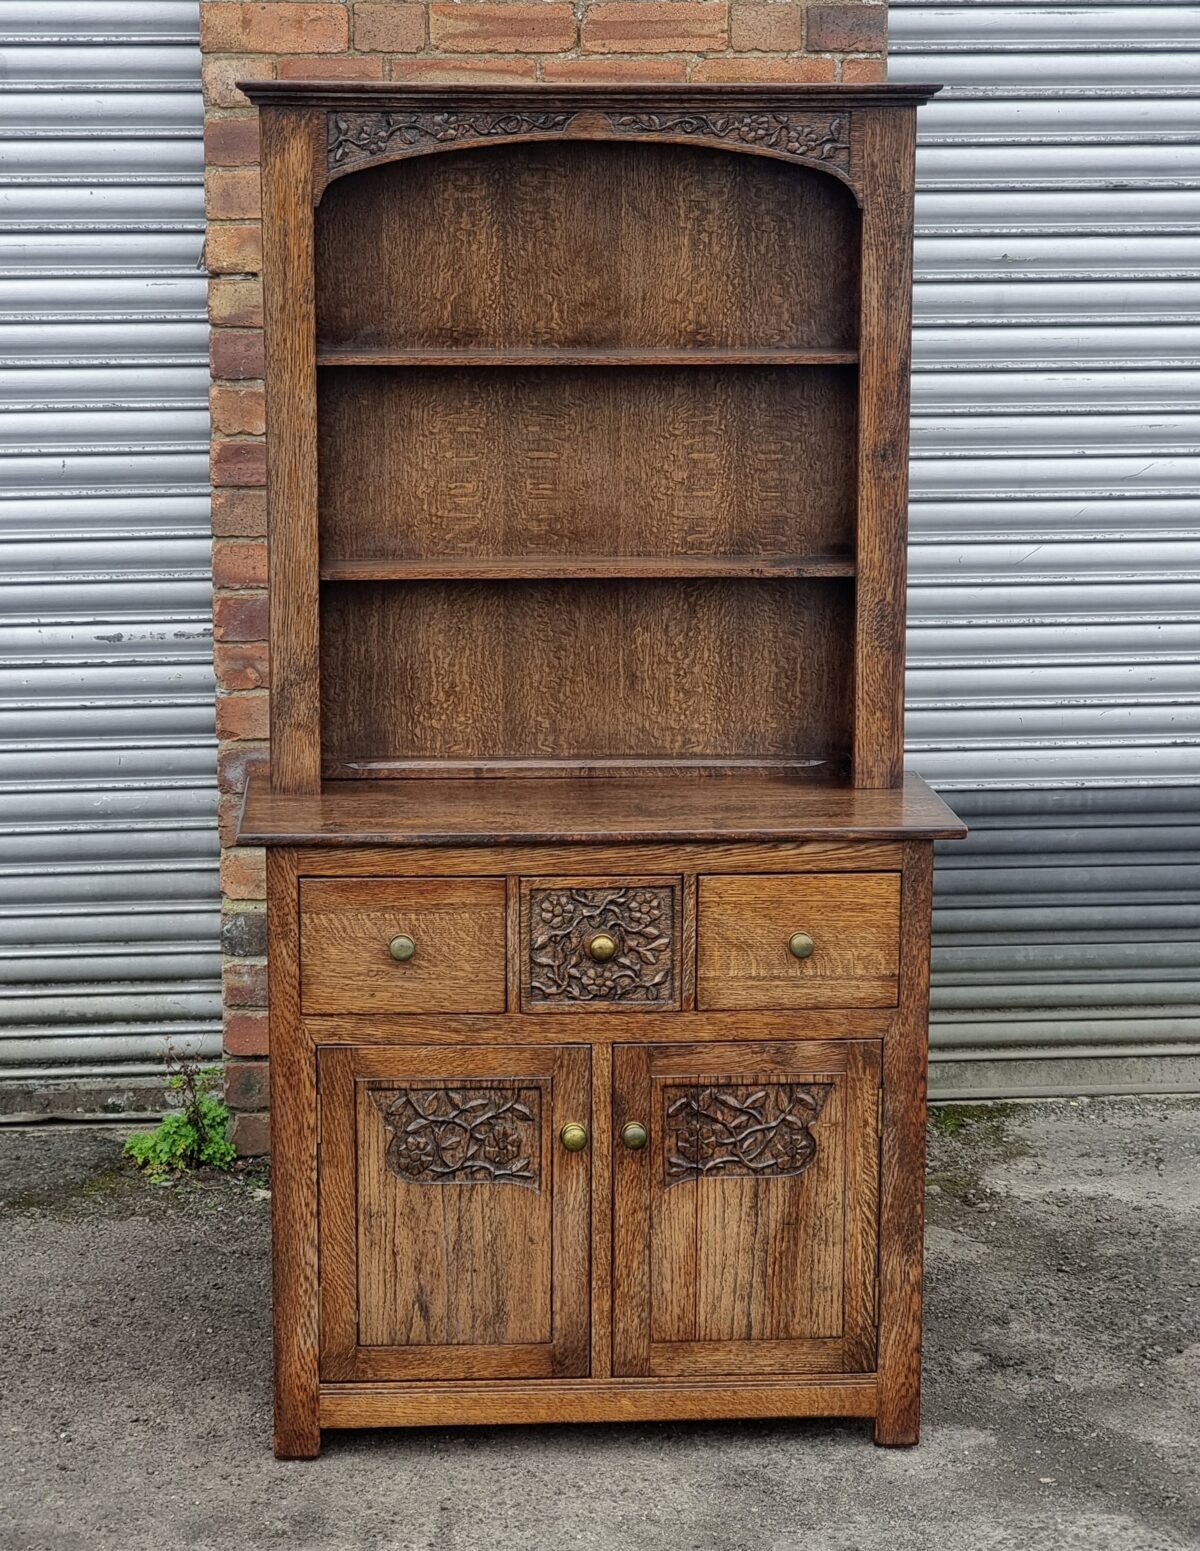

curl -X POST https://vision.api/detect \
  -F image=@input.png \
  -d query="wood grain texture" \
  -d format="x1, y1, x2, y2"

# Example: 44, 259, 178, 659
317, 347, 859, 369
315, 1043, 590, 1383
238, 772, 966, 847
318, 554, 857, 583
260, 108, 322, 793
612, 1040, 880, 1380
696, 872, 900, 1010
265, 849, 321, 1457
318, 1375, 880, 1429
874, 841, 934, 1446
590, 1041, 613, 1378
317, 366, 857, 565
299, 877, 507, 1014
853, 107, 918, 789
315, 1046, 358, 1382
319, 579, 853, 767
305, 1009, 895, 1047
314, 142, 860, 353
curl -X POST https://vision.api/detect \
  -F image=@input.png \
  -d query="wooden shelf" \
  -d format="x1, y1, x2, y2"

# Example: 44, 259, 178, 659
320, 554, 857, 583
316, 346, 859, 369
239, 770, 968, 847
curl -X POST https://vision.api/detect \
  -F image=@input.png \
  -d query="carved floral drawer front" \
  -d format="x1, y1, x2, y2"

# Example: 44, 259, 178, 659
521, 878, 682, 1012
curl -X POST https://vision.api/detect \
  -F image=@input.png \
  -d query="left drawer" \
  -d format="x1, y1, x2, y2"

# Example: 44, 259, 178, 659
299, 878, 507, 1014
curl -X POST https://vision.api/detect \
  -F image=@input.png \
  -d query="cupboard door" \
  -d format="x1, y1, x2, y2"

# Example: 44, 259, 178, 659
318, 1043, 590, 1382
612, 1041, 879, 1378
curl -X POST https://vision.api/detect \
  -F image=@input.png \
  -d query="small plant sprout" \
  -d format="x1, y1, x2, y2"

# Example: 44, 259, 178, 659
124, 1050, 236, 1183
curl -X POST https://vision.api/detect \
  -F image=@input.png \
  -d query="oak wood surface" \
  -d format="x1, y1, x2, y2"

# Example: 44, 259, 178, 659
318, 555, 856, 582
304, 1010, 895, 1046
314, 142, 860, 353
317, 366, 857, 564
317, 1376, 879, 1429
299, 877, 507, 1014
286, 841, 911, 875
317, 1043, 590, 1382
319, 579, 853, 768
612, 1040, 880, 1379
260, 108, 322, 794
853, 108, 918, 788
265, 850, 321, 1458
239, 771, 966, 847
874, 841, 934, 1446
316, 347, 859, 368
696, 871, 901, 1010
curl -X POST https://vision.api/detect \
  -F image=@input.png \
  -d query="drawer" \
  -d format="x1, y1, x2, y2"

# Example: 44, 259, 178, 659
299, 878, 507, 1014
697, 873, 900, 1009
520, 878, 682, 1012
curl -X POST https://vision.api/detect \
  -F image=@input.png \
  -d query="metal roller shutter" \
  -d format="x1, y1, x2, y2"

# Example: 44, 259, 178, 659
891, 1, 1200, 1096
0, 1, 218, 1116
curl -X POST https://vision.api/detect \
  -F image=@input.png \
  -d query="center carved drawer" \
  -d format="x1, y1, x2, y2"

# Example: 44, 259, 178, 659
519, 878, 683, 1012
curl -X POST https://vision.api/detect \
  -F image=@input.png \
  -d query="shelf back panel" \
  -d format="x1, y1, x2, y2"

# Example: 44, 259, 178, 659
318, 365, 857, 562
320, 577, 852, 767
314, 142, 861, 353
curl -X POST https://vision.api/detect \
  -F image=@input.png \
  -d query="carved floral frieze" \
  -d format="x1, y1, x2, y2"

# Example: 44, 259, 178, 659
371, 1085, 541, 1189
528, 885, 676, 1006
327, 111, 578, 174
324, 107, 852, 180
663, 1081, 832, 1186
606, 111, 851, 170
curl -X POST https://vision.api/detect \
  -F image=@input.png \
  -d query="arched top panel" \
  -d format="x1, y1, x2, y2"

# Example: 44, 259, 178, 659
314, 138, 862, 354
323, 108, 861, 200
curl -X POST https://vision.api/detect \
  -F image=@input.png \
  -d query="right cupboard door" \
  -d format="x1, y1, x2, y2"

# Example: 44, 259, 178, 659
612, 1040, 881, 1378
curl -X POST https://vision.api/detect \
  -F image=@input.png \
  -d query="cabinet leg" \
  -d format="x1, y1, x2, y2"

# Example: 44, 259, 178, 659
274, 1413, 321, 1460
872, 1409, 919, 1448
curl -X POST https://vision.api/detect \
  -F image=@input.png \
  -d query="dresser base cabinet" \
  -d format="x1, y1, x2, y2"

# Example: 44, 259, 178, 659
244, 779, 964, 1458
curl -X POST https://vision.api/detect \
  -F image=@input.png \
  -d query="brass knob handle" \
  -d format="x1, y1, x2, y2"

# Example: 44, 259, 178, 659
388, 934, 416, 963
620, 1120, 648, 1151
788, 932, 814, 961
587, 931, 617, 963
560, 1121, 589, 1152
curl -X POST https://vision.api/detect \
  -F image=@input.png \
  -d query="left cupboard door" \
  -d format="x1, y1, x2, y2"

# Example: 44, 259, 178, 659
317, 1043, 591, 1382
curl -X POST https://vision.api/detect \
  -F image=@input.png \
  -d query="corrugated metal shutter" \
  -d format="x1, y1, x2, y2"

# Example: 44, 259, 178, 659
891, 1, 1200, 1096
0, 1, 219, 1116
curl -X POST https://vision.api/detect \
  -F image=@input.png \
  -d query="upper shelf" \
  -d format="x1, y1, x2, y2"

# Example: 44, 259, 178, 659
319, 554, 857, 583
316, 347, 860, 369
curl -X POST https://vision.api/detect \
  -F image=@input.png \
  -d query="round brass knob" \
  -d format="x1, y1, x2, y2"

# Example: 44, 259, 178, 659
788, 932, 815, 961
560, 1121, 589, 1152
620, 1120, 648, 1151
388, 934, 416, 963
587, 931, 617, 963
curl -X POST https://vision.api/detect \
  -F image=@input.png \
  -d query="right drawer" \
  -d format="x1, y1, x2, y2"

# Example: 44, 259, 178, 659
697, 873, 901, 1009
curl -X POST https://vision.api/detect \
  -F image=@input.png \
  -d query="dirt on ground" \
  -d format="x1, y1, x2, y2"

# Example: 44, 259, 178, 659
0, 1096, 1197, 1551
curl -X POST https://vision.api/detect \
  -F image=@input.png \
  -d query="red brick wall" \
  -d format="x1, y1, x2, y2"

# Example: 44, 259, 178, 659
203, 0, 887, 1154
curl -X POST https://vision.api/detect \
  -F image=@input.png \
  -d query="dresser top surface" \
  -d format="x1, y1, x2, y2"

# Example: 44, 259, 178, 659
238, 772, 966, 847
241, 81, 940, 111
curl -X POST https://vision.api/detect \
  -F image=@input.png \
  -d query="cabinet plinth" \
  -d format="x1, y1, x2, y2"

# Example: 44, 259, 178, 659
237, 80, 961, 1457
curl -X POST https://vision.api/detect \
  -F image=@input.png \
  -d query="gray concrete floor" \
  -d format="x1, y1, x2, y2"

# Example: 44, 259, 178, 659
0, 1096, 1197, 1551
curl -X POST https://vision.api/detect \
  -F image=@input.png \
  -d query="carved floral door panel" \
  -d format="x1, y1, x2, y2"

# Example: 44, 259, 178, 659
611, 1040, 880, 1378
317, 1043, 590, 1382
